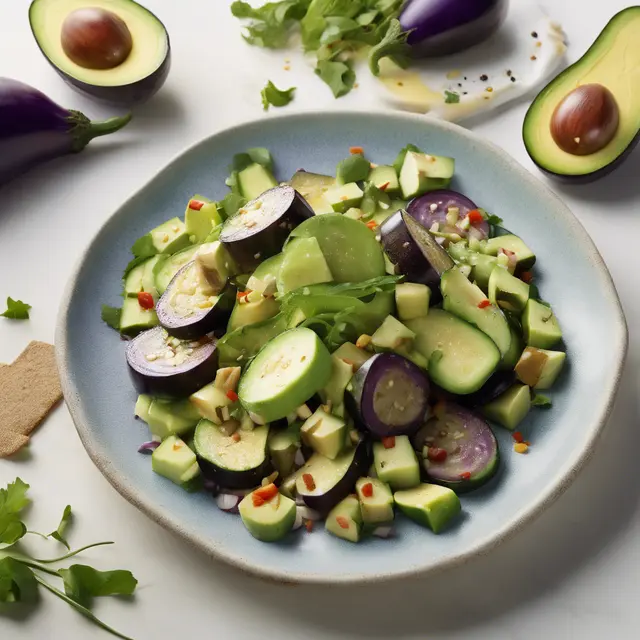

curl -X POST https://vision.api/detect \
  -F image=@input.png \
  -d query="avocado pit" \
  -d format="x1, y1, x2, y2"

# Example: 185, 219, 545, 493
61, 7, 133, 70
550, 83, 619, 156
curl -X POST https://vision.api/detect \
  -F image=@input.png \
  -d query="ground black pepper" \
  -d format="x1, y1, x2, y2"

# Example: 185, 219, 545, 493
480, 74, 488, 81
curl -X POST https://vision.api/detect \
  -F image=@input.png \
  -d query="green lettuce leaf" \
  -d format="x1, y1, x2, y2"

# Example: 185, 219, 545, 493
0, 297, 31, 320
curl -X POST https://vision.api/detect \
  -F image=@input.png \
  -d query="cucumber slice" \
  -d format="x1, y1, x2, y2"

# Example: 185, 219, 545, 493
407, 309, 500, 395
238, 327, 332, 422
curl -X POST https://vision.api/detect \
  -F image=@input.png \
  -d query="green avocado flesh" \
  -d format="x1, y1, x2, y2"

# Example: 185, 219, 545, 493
523, 7, 640, 178
30, 0, 169, 88
239, 490, 296, 542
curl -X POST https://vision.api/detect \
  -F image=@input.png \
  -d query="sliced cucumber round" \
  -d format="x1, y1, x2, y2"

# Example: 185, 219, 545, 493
238, 327, 332, 422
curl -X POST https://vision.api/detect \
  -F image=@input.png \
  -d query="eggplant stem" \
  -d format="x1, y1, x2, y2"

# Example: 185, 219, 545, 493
66, 110, 132, 152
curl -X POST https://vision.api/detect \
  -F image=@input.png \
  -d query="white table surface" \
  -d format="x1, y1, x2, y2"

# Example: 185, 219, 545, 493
1, 1, 639, 638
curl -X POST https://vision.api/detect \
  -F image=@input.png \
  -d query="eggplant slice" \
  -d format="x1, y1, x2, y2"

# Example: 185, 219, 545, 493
413, 402, 499, 493
220, 185, 314, 272
156, 261, 235, 340
347, 352, 430, 437
458, 370, 517, 407
126, 326, 218, 398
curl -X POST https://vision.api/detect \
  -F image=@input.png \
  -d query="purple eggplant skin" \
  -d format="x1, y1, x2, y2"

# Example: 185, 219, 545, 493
156, 262, 236, 340
401, 0, 509, 57
458, 370, 516, 408
220, 186, 314, 272
413, 402, 500, 493
0, 78, 131, 187
126, 326, 219, 399
347, 353, 430, 438
198, 452, 273, 491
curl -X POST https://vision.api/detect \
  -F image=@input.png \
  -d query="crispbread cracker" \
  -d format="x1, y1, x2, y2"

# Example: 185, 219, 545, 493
0, 341, 62, 457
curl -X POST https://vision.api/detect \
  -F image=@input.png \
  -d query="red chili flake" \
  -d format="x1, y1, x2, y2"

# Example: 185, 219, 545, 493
254, 483, 278, 502
305, 519, 314, 533
231, 432, 241, 443
226, 389, 239, 402
378, 181, 390, 192
381, 436, 396, 449
477, 299, 491, 309
252, 494, 266, 507
512, 431, 524, 443
460, 472, 471, 480
520, 271, 533, 283
302, 473, 316, 491
467, 209, 484, 225
137, 292, 154, 310
236, 289, 252, 300
336, 516, 350, 530
366, 220, 378, 230
349, 146, 364, 155
188, 199, 205, 211
427, 447, 448, 463
361, 482, 374, 498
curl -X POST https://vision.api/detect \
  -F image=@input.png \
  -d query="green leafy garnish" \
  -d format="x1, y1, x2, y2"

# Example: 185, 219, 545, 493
481, 210, 503, 226
314, 60, 356, 97
0, 297, 32, 320
130, 233, 157, 259
368, 18, 411, 76
231, 0, 309, 48
532, 394, 552, 408
444, 90, 460, 104
121, 255, 149, 279
48, 505, 72, 550
0, 478, 137, 639
261, 81, 296, 110
101, 305, 122, 331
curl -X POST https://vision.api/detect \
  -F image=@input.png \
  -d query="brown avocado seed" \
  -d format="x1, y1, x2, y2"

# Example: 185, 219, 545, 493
61, 7, 133, 70
550, 83, 620, 156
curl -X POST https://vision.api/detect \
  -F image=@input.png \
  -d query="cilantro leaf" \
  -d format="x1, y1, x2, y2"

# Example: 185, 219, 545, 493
315, 60, 355, 97
220, 192, 247, 218
392, 143, 422, 175
261, 81, 296, 111
101, 305, 122, 331
48, 505, 72, 550
532, 394, 552, 408
480, 210, 503, 226
0, 557, 38, 603
130, 234, 157, 259
444, 90, 460, 104
230, 148, 273, 173
0, 479, 30, 547
368, 18, 411, 76
232, 0, 309, 48
0, 297, 32, 320
58, 565, 138, 608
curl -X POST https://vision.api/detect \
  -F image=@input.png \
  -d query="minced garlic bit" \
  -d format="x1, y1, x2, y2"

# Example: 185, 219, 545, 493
162, 234, 170, 243
355, 334, 371, 349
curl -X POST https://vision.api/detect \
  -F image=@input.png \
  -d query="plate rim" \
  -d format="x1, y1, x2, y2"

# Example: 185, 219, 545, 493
55, 109, 628, 585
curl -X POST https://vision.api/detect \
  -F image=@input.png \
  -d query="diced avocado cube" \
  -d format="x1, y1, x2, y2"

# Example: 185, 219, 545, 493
141, 256, 162, 300
300, 408, 347, 460
277, 237, 334, 294
522, 299, 562, 348
394, 483, 461, 533
325, 182, 364, 213
332, 342, 371, 371
395, 282, 431, 321
368, 165, 400, 195
326, 495, 363, 543
483, 235, 536, 270
152, 436, 200, 486
343, 207, 365, 220
371, 315, 415, 352
373, 436, 421, 490
194, 241, 237, 295
279, 473, 298, 500
500, 322, 524, 370
483, 383, 531, 430
150, 218, 192, 255
227, 296, 280, 332
399, 151, 455, 199
488, 266, 530, 313
337, 154, 370, 184
471, 254, 500, 292
119, 297, 158, 337
190, 383, 232, 424
289, 170, 335, 215
239, 489, 296, 542
146, 399, 200, 440
515, 347, 566, 390
238, 163, 277, 201
134, 394, 153, 422
185, 195, 223, 243
356, 477, 394, 524
320, 355, 354, 409
123, 261, 147, 298
268, 425, 301, 478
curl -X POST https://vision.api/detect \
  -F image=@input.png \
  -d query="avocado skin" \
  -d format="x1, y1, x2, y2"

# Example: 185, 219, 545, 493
523, 6, 640, 183
29, 0, 171, 105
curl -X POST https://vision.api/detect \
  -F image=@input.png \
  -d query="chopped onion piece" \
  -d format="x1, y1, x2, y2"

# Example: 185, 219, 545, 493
372, 525, 395, 539
137, 441, 160, 454
292, 510, 304, 530
216, 493, 241, 513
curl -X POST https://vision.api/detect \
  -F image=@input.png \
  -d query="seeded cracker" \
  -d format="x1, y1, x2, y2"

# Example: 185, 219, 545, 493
0, 341, 62, 457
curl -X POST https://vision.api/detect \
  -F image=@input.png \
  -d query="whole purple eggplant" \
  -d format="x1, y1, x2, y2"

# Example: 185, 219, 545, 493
0, 77, 131, 186
400, 0, 509, 56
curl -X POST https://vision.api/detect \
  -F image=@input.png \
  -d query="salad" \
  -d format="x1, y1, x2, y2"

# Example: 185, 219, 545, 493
103, 143, 566, 544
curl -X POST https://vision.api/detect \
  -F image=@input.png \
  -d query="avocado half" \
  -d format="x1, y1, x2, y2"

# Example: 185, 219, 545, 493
29, 0, 170, 105
523, 6, 640, 183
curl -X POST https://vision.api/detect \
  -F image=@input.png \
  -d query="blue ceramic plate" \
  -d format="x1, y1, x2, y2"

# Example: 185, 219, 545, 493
56, 112, 627, 584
